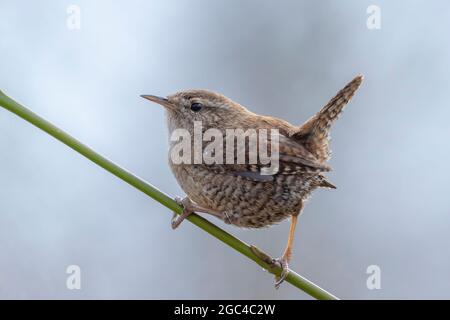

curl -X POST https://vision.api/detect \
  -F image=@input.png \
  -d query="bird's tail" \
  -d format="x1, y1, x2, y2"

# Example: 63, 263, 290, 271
294, 74, 363, 161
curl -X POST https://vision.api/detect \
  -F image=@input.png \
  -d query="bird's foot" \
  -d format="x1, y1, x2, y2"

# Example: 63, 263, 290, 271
272, 256, 290, 289
249, 246, 290, 289
171, 196, 194, 229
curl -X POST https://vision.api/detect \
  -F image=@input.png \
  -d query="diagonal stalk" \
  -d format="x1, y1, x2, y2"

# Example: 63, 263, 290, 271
0, 89, 338, 300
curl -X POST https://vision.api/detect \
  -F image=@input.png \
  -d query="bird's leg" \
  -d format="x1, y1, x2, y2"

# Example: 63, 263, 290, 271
273, 213, 299, 289
172, 196, 223, 229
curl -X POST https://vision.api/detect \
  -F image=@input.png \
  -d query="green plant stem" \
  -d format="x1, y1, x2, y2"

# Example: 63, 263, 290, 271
0, 89, 338, 300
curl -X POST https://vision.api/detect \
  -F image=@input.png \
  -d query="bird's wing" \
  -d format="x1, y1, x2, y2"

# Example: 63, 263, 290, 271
201, 131, 330, 182
277, 133, 331, 171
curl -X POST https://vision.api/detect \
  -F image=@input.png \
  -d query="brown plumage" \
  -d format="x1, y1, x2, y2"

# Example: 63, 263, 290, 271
142, 74, 363, 287
293, 75, 363, 161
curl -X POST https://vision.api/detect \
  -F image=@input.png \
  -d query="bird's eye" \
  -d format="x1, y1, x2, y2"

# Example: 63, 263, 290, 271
190, 102, 203, 112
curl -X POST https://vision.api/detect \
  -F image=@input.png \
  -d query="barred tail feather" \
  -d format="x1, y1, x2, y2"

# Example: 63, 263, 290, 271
314, 74, 363, 135
293, 74, 363, 161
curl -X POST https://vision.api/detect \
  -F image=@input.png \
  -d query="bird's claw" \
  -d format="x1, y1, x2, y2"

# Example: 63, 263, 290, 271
171, 196, 193, 229
272, 257, 290, 289
171, 212, 181, 229
249, 246, 291, 289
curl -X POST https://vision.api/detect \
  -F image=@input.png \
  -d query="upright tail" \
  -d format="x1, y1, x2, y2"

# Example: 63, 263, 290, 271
293, 74, 363, 161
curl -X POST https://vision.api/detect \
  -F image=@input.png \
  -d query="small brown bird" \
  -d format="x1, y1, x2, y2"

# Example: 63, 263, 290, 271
142, 75, 363, 287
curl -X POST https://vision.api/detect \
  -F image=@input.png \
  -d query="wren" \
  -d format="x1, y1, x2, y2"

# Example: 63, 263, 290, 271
142, 75, 363, 287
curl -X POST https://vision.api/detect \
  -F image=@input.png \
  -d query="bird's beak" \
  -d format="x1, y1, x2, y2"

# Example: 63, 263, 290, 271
140, 94, 176, 111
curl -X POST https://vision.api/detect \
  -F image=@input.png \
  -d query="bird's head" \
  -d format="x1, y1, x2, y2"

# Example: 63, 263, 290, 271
141, 89, 249, 131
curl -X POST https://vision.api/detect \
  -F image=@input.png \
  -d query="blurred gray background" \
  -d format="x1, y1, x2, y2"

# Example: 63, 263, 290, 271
0, 0, 449, 299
